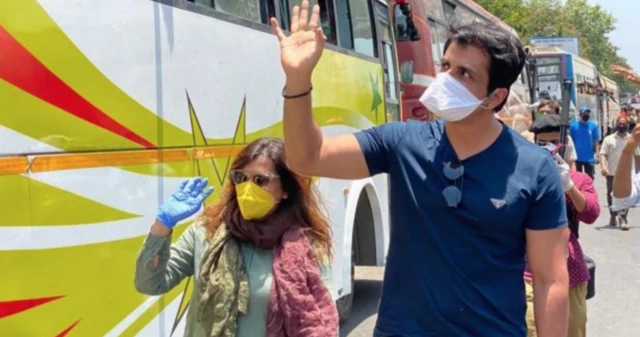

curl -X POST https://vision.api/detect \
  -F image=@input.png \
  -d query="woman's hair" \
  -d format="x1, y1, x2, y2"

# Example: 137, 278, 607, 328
537, 99, 560, 114
202, 137, 332, 259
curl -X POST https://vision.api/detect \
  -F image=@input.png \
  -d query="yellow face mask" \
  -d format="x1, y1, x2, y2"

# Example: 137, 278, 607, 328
235, 181, 277, 220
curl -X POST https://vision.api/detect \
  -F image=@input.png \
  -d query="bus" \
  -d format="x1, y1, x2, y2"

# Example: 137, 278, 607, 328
532, 47, 601, 132
392, 0, 532, 122
0, 0, 400, 335
601, 75, 621, 135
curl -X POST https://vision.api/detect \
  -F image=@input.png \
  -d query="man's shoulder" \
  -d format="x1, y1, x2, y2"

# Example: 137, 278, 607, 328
506, 128, 548, 157
387, 119, 444, 142
503, 129, 557, 178
603, 133, 616, 142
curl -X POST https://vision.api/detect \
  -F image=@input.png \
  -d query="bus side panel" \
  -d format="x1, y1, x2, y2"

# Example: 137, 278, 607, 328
0, 154, 201, 336
1, 0, 391, 336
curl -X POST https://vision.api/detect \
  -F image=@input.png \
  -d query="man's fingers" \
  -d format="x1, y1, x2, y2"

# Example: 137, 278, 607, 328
270, 18, 286, 41
315, 27, 327, 43
309, 4, 320, 30
299, 0, 309, 31
291, 5, 300, 33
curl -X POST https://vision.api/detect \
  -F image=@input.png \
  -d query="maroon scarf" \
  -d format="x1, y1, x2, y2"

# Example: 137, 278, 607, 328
266, 228, 339, 337
222, 203, 338, 336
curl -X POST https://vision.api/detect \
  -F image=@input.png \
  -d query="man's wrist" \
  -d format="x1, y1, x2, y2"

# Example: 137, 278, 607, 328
285, 76, 312, 95
623, 145, 637, 155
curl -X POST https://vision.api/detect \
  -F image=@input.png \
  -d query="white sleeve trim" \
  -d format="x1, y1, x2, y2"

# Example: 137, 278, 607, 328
612, 173, 640, 211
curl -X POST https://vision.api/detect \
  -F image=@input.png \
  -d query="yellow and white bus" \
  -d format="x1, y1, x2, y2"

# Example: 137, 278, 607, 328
0, 0, 402, 335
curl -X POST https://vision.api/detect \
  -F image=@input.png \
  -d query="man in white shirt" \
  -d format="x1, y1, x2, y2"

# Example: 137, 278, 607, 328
600, 117, 640, 229
612, 124, 640, 213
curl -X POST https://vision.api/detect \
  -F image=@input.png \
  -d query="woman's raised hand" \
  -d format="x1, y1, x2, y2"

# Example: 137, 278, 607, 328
156, 177, 214, 229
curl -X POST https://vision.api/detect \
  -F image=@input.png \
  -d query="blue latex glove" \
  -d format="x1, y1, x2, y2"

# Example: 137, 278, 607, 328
157, 177, 214, 229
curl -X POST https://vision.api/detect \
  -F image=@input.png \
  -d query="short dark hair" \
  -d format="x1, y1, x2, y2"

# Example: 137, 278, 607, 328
539, 90, 551, 100
443, 22, 526, 112
530, 114, 562, 134
538, 99, 560, 114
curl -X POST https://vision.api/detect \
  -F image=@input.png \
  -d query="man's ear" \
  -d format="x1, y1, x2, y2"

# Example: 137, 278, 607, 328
488, 88, 510, 111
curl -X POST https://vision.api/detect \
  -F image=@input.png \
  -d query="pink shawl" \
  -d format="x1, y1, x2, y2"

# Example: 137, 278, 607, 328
266, 228, 339, 337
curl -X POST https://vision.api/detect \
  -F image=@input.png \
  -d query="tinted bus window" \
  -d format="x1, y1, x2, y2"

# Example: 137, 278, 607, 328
283, 0, 336, 43
216, 0, 261, 21
349, 0, 376, 57
191, 0, 263, 22
394, 5, 410, 41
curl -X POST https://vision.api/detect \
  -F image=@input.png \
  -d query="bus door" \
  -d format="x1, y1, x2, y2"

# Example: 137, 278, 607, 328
373, 0, 401, 123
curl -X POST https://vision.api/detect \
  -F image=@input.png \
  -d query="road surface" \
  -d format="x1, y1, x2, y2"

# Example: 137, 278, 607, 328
341, 172, 640, 337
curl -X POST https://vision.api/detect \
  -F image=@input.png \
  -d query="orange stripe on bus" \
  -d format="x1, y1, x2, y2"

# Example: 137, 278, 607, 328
30, 149, 191, 173
192, 145, 245, 160
2, 145, 247, 174
0, 156, 28, 175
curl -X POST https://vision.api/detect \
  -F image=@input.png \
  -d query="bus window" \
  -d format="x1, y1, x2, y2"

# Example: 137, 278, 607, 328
192, 0, 263, 22
334, 0, 377, 57
428, 19, 447, 72
282, 0, 337, 44
349, 0, 376, 57
424, 0, 445, 22
394, 5, 409, 41
443, 1, 456, 23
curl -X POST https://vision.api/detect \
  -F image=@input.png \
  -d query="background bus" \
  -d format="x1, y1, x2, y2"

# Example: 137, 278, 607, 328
601, 75, 621, 135
0, 0, 400, 335
392, 0, 531, 122
533, 47, 601, 131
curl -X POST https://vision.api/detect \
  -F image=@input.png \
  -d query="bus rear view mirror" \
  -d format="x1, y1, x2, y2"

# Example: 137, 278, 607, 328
400, 60, 414, 84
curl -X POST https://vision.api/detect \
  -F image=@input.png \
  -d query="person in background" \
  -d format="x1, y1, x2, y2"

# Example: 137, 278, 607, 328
570, 107, 600, 179
531, 99, 578, 169
134, 138, 338, 337
270, 2, 569, 336
630, 109, 638, 132
620, 104, 635, 130
600, 117, 640, 229
613, 124, 640, 210
525, 114, 600, 337
539, 90, 552, 101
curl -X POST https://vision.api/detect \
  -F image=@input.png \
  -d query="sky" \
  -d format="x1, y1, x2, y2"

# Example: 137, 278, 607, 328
589, 0, 640, 71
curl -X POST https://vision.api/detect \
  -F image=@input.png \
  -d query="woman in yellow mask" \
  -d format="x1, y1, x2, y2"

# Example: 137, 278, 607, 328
134, 137, 338, 337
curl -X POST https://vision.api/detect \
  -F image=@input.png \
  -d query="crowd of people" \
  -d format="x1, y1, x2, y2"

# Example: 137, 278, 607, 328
131, 1, 640, 336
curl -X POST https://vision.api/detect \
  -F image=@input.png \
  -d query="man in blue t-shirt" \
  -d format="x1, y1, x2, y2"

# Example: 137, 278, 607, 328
270, 2, 569, 336
569, 107, 600, 179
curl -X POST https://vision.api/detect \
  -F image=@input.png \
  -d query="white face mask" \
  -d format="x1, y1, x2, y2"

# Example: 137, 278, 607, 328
419, 72, 491, 122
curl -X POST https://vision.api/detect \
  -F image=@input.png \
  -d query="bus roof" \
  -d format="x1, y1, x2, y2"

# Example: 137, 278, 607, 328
601, 76, 619, 91
532, 47, 596, 67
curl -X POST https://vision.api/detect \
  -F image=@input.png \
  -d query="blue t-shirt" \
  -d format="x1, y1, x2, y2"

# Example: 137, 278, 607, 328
354, 120, 567, 337
569, 120, 600, 163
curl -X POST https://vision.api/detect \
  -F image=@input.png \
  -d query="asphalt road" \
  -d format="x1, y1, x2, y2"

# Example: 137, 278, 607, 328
340, 172, 640, 337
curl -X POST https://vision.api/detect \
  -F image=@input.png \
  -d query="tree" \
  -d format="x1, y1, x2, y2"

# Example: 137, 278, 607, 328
475, 0, 634, 93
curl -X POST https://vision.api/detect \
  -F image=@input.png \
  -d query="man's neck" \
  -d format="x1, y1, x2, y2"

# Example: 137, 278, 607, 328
445, 111, 503, 160
617, 131, 628, 138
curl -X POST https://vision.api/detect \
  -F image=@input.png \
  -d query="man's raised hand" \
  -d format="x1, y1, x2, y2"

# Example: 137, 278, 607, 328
270, 1, 326, 82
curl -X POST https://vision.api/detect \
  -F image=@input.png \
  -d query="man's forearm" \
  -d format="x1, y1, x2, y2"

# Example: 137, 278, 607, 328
613, 148, 634, 198
600, 155, 608, 173
283, 76, 323, 172
533, 279, 569, 337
